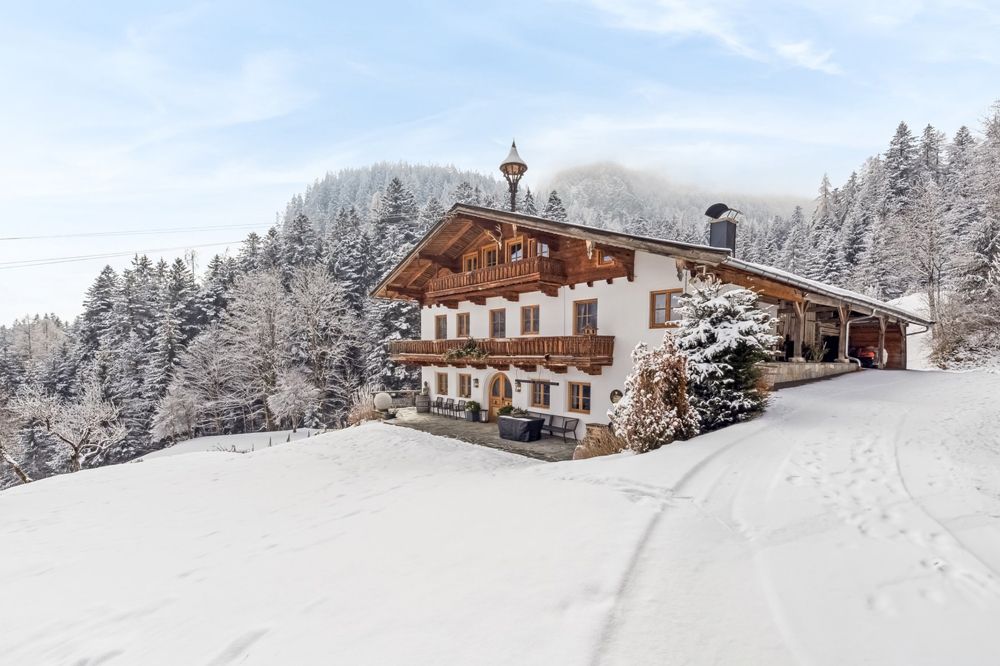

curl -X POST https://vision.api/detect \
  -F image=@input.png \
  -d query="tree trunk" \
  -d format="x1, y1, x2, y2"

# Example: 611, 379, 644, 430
0, 448, 32, 485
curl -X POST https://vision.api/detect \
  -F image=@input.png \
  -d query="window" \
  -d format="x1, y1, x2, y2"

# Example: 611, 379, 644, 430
597, 247, 614, 265
463, 252, 479, 272
434, 314, 448, 340
436, 372, 449, 395
489, 309, 506, 338
569, 382, 591, 413
536, 241, 550, 258
650, 289, 684, 328
521, 305, 540, 335
506, 238, 524, 263
456, 312, 470, 338
458, 373, 472, 398
530, 382, 550, 408
482, 246, 499, 267
573, 299, 598, 335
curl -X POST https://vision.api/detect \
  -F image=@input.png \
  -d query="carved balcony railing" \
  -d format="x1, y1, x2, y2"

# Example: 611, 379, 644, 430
388, 335, 614, 375
425, 256, 566, 301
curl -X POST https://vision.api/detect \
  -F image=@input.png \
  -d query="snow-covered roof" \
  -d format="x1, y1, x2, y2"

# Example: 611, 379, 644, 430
723, 258, 934, 327
372, 204, 934, 327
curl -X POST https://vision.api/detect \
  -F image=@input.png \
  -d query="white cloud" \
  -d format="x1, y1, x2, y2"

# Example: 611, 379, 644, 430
772, 40, 842, 75
587, 0, 844, 74
590, 0, 760, 59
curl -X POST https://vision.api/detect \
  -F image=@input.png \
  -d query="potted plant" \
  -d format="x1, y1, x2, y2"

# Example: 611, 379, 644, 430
497, 404, 514, 416
464, 400, 481, 422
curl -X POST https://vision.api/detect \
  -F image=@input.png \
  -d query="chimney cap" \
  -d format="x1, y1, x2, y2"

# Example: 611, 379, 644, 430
705, 202, 742, 221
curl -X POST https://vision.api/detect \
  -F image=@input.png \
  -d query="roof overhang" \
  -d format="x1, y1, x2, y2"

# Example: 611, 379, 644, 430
720, 258, 934, 327
370, 204, 933, 328
371, 203, 731, 300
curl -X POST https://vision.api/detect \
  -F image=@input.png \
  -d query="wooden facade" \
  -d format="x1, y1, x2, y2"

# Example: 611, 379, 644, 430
381, 218, 636, 308
388, 335, 615, 375
374, 204, 933, 376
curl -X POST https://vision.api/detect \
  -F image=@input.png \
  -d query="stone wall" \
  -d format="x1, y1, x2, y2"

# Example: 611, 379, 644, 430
760, 361, 860, 389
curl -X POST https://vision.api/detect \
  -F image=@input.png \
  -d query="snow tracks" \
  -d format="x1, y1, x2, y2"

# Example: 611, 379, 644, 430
585, 370, 1000, 666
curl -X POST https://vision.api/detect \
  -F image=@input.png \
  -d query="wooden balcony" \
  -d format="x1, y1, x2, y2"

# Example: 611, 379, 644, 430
425, 256, 566, 303
389, 335, 615, 375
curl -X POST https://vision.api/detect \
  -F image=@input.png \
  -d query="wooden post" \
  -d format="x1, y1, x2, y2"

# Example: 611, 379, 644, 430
837, 304, 850, 362
791, 300, 807, 362
899, 322, 908, 370
877, 316, 887, 369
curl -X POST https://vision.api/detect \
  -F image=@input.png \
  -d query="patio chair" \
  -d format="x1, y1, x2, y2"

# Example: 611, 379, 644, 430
452, 400, 466, 418
431, 396, 444, 414
441, 398, 455, 417
542, 415, 580, 442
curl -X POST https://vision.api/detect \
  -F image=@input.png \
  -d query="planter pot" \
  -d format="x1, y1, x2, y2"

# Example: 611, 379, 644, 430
465, 409, 480, 422
414, 394, 431, 413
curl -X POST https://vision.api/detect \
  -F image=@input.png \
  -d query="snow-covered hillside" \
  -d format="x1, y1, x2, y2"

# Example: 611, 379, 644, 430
135, 429, 319, 461
2, 371, 999, 665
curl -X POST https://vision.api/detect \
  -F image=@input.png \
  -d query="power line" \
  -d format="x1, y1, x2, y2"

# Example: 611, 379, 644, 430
0, 241, 244, 270
0, 222, 270, 242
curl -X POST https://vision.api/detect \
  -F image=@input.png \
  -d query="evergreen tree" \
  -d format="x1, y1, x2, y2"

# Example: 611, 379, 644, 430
884, 121, 918, 215
521, 187, 538, 215
450, 181, 477, 205
283, 212, 319, 270
542, 190, 568, 221
675, 278, 777, 430
77, 266, 119, 365
237, 232, 263, 273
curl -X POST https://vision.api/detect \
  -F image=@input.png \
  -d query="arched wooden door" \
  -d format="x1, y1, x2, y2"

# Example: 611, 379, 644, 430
488, 373, 513, 421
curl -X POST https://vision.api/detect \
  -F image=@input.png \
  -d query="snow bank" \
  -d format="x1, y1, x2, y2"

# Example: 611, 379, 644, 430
890, 293, 935, 370
0, 424, 656, 665
136, 428, 319, 461
3, 370, 1000, 665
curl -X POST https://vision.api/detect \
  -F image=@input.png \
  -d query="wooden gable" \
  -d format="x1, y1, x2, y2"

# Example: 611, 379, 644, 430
375, 211, 637, 307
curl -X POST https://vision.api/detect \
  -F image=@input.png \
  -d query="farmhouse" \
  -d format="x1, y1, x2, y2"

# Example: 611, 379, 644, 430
373, 203, 932, 440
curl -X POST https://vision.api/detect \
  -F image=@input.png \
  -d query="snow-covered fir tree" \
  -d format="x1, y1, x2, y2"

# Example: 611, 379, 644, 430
675, 278, 778, 430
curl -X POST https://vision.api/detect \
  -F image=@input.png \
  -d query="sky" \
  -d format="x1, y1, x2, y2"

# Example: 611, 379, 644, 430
2, 0, 1000, 323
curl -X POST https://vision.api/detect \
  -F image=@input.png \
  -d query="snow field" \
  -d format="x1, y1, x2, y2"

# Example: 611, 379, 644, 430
2, 370, 1000, 664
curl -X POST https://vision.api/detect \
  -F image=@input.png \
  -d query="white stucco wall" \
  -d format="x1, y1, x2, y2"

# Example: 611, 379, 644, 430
417, 251, 693, 438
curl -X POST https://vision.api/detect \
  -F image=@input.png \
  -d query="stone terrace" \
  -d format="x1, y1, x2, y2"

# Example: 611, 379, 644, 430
389, 408, 577, 462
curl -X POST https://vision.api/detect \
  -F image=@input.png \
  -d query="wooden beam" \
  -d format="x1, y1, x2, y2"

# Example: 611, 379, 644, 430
434, 220, 474, 259
837, 304, 850, 362
791, 301, 807, 361
416, 253, 461, 271
502, 292, 519, 302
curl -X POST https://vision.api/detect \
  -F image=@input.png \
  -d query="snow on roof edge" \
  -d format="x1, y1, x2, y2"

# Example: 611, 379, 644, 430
724, 257, 934, 327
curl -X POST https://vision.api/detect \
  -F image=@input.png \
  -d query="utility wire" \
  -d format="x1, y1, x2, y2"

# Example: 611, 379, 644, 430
0, 241, 243, 270
0, 222, 270, 242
